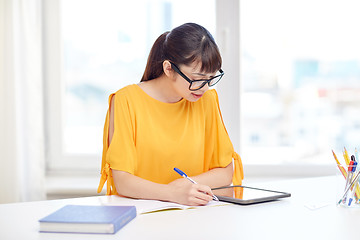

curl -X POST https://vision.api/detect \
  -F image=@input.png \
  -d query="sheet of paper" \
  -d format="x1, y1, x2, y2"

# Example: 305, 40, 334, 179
99, 195, 229, 214
304, 202, 331, 210
133, 199, 229, 214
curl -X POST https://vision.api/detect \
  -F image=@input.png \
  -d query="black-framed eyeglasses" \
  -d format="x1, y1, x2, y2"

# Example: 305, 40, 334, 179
170, 62, 224, 91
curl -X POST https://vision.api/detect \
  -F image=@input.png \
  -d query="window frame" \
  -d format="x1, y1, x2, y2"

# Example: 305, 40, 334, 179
43, 0, 99, 173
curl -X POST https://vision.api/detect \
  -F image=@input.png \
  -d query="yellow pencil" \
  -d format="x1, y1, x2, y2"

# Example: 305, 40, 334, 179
343, 147, 351, 166
333, 150, 347, 178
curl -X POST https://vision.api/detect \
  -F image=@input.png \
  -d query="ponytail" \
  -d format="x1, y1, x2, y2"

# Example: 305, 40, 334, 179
141, 31, 169, 81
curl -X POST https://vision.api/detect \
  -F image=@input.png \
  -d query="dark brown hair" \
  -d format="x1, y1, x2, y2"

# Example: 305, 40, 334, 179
141, 23, 222, 81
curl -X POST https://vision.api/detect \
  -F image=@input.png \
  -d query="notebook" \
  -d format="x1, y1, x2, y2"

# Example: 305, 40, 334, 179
39, 205, 136, 234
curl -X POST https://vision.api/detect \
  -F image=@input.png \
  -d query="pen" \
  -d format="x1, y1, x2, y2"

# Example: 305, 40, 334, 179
173, 167, 219, 201
341, 159, 355, 204
348, 156, 357, 205
356, 149, 360, 203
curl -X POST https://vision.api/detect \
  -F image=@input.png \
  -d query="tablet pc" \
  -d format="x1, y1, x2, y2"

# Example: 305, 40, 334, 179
212, 185, 291, 205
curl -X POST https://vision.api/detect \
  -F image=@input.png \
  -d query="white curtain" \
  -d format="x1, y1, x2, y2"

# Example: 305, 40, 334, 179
0, 0, 46, 203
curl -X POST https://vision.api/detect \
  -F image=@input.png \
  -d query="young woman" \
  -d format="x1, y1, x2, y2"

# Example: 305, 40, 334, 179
98, 23, 243, 206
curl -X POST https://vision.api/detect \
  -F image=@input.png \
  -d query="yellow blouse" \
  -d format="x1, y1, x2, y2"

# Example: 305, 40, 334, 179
98, 84, 243, 195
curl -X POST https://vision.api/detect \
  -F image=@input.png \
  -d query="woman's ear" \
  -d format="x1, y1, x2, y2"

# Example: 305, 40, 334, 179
162, 60, 173, 77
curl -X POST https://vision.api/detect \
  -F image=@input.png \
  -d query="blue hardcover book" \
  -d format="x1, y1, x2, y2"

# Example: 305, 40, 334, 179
39, 205, 136, 234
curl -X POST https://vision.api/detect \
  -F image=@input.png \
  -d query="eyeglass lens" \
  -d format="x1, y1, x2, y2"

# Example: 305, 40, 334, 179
189, 76, 221, 90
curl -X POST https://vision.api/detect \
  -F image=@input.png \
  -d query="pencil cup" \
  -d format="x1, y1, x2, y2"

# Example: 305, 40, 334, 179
336, 168, 360, 208
332, 148, 360, 208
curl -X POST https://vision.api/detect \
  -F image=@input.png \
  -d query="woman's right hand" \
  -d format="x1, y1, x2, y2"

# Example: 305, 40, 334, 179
168, 178, 214, 206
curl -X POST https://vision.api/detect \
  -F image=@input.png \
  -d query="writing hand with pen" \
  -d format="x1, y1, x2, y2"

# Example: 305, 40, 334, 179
168, 168, 218, 206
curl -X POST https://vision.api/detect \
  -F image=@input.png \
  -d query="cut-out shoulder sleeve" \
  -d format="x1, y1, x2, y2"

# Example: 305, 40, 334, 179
98, 93, 117, 195
98, 89, 138, 195
204, 90, 244, 186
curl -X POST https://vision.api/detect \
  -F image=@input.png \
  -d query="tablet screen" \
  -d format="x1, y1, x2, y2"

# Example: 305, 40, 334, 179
212, 185, 291, 205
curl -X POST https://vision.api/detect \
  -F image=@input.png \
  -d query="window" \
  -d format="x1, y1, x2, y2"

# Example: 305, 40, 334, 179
44, 0, 216, 171
44, 0, 356, 178
240, 0, 360, 169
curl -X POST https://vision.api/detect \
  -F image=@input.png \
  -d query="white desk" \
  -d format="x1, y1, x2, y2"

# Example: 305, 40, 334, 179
1, 176, 359, 240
